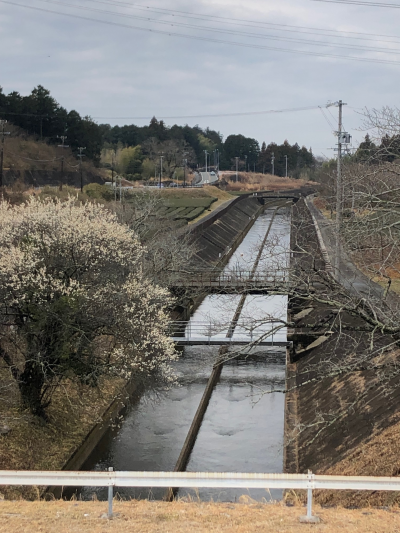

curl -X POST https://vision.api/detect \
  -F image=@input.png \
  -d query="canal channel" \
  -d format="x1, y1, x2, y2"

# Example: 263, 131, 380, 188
81, 204, 291, 502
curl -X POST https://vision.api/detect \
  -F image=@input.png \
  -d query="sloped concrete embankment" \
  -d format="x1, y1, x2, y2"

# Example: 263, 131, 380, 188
190, 196, 273, 268
284, 199, 400, 507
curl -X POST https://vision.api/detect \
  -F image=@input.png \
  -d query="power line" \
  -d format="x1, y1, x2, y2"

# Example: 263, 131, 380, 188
16, 0, 400, 55
81, 0, 400, 45
312, 0, 400, 6
0, 105, 336, 121
2, 0, 400, 65
319, 106, 336, 132
85, 0, 400, 42
90, 105, 342, 120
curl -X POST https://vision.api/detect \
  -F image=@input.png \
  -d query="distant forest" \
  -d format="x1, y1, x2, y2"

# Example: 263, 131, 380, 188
0, 85, 316, 179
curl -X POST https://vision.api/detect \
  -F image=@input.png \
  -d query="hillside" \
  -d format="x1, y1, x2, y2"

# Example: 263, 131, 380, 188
3, 124, 104, 176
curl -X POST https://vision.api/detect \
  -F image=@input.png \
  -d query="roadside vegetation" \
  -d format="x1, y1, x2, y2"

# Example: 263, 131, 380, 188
219, 171, 314, 192
1, 500, 399, 532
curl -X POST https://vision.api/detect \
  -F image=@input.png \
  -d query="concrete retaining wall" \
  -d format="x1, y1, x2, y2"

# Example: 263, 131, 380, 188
191, 196, 265, 268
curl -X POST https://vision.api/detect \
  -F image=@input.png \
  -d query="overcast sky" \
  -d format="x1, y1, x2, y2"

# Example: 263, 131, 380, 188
1, 0, 400, 156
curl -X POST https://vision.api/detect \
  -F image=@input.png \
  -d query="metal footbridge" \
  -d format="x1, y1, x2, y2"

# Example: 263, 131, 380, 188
169, 269, 292, 294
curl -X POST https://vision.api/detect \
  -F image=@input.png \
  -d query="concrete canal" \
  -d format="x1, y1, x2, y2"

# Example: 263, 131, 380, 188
81, 204, 291, 502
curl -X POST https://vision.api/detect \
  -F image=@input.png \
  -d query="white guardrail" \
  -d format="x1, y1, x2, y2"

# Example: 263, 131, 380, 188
1, 470, 400, 523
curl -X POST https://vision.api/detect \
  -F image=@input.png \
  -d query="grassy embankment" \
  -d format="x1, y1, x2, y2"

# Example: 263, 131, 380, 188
313, 196, 400, 295
3, 124, 104, 176
1, 500, 400, 532
0, 360, 126, 499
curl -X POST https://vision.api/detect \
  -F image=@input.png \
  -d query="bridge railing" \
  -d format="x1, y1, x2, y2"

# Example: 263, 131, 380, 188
169, 269, 291, 287
169, 319, 285, 344
1, 469, 400, 522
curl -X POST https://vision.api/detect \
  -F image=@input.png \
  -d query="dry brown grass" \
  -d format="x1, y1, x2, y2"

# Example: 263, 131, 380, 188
0, 362, 125, 499
312, 419, 400, 508
220, 172, 314, 192
1, 500, 399, 532
3, 125, 104, 176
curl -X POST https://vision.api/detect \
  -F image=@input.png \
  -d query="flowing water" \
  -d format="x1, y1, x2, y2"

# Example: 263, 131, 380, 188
81, 206, 291, 502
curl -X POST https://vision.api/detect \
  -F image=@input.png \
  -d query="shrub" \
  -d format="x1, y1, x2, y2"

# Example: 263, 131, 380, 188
83, 183, 114, 201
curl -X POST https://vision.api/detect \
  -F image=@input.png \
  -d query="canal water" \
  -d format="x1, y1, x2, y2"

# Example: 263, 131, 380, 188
81, 206, 291, 502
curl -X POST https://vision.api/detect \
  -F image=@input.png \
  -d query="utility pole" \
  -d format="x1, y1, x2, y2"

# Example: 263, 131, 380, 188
216, 149, 219, 172
245, 155, 247, 173
160, 154, 164, 188
77, 147, 86, 192
235, 157, 239, 182
336, 100, 344, 274
284, 155, 288, 178
271, 152, 275, 176
204, 150, 208, 173
57, 136, 69, 187
0, 120, 10, 188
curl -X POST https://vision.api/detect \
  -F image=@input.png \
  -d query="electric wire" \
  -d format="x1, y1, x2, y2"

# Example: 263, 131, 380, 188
81, 0, 400, 45
0, 105, 330, 121
319, 106, 337, 132
18, 0, 400, 54
2, 0, 400, 65
85, 0, 400, 42
313, 0, 400, 6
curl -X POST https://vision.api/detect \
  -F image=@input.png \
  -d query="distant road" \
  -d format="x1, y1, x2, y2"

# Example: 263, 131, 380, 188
195, 172, 219, 186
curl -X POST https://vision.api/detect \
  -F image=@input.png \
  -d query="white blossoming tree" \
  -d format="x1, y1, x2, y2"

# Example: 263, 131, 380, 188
0, 197, 176, 418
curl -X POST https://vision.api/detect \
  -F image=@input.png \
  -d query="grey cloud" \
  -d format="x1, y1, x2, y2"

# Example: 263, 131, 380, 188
1, 0, 400, 154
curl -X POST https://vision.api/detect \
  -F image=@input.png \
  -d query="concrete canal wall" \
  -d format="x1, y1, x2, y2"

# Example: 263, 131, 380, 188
284, 198, 400, 506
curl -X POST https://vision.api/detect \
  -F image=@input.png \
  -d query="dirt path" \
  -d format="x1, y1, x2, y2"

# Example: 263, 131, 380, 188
1, 500, 400, 532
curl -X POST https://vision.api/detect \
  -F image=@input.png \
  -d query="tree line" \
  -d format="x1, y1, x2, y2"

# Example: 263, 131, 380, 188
0, 85, 315, 178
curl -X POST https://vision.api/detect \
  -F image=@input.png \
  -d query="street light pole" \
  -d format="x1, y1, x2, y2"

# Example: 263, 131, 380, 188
271, 152, 275, 176
183, 158, 187, 188
160, 154, 164, 188
235, 156, 239, 182
245, 155, 247, 173
284, 155, 288, 178
204, 150, 208, 173
0, 120, 10, 188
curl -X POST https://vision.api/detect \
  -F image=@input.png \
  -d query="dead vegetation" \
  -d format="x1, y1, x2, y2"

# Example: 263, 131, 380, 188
0, 361, 126, 499
3, 125, 101, 174
219, 171, 314, 192
0, 500, 399, 532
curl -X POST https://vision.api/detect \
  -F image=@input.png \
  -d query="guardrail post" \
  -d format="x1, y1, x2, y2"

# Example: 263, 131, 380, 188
300, 471, 320, 524
108, 467, 114, 519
